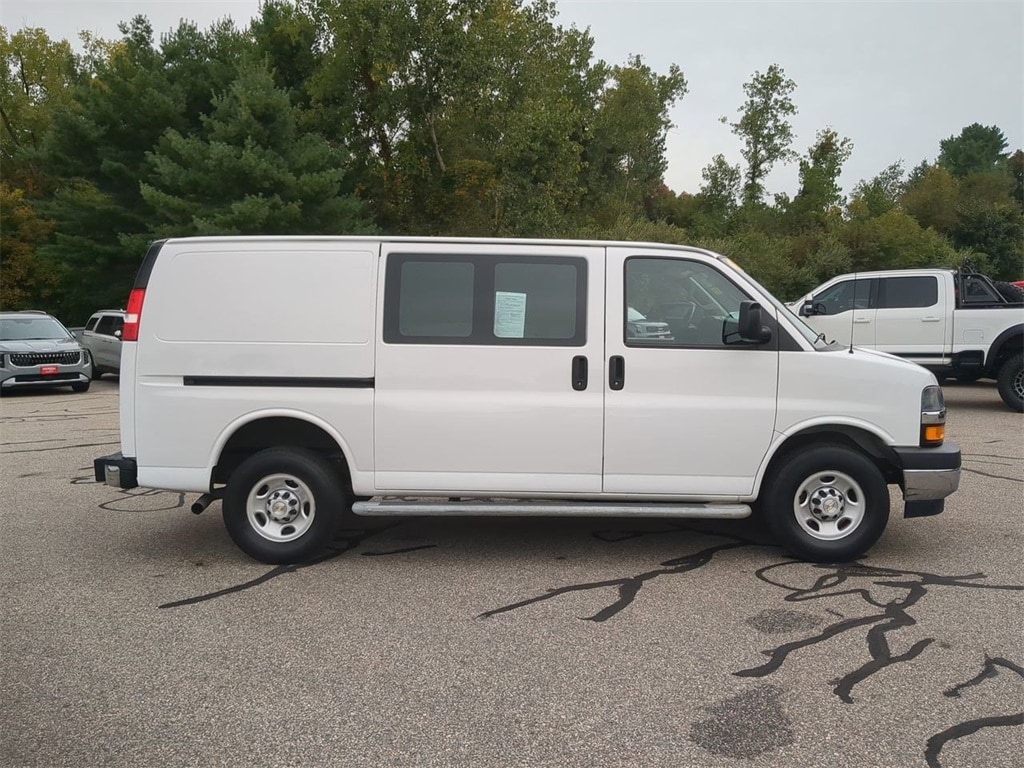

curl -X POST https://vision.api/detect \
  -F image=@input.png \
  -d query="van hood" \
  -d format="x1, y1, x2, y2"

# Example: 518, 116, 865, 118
840, 344, 936, 379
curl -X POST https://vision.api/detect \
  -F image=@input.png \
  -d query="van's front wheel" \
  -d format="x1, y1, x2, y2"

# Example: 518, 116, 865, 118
762, 445, 889, 562
223, 448, 347, 564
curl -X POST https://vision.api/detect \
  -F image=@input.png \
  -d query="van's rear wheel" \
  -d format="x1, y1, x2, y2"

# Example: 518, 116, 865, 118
223, 448, 348, 564
761, 445, 889, 562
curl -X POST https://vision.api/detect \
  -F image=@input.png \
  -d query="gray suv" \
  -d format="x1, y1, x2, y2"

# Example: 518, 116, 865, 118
0, 311, 93, 393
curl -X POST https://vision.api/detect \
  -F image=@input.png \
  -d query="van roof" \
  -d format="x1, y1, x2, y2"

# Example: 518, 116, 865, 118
159, 235, 724, 255
135, 237, 731, 289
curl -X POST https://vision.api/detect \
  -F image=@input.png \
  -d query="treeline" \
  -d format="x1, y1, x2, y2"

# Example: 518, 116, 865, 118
1, 0, 1021, 323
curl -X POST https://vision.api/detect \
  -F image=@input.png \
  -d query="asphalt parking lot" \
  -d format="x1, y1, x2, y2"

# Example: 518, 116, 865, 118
1, 379, 1021, 768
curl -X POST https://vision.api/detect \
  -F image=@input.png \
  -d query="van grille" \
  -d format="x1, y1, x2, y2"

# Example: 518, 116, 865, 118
10, 351, 81, 366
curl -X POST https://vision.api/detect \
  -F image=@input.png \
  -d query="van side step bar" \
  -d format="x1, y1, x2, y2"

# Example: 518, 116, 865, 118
351, 500, 751, 518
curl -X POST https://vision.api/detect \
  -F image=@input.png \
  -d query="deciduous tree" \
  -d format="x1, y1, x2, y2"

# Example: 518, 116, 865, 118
723, 63, 798, 206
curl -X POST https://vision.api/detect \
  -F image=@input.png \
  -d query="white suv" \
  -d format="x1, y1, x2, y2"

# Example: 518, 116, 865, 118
81, 310, 125, 379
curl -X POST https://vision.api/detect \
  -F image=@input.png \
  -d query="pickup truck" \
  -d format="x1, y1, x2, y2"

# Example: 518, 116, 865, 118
790, 266, 1024, 411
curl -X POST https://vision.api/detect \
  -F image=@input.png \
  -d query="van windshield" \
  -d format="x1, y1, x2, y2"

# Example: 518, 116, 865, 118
721, 258, 827, 347
0, 316, 72, 341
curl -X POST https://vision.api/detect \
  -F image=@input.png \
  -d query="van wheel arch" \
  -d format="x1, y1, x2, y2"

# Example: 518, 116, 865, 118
213, 416, 355, 493
759, 428, 899, 494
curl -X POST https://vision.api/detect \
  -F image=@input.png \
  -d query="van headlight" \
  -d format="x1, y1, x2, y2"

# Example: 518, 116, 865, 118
920, 385, 946, 446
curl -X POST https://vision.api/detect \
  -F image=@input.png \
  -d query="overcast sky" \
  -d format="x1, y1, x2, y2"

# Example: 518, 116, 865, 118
4, 0, 1022, 198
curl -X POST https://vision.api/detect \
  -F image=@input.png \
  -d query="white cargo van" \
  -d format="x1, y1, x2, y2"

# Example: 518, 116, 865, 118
94, 237, 961, 564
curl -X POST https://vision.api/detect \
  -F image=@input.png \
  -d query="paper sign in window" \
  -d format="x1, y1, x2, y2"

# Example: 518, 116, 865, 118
494, 291, 527, 338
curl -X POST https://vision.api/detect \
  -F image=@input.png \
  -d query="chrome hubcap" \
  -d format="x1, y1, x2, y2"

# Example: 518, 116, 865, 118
793, 470, 866, 541
247, 474, 315, 543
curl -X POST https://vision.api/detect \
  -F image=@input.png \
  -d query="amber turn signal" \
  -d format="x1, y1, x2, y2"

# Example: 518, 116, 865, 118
922, 425, 945, 444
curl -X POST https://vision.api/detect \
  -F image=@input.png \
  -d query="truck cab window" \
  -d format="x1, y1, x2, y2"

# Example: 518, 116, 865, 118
814, 279, 871, 315
879, 276, 938, 308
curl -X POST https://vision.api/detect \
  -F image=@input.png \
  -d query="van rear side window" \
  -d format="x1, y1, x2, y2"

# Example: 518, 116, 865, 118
399, 261, 475, 337
384, 254, 586, 346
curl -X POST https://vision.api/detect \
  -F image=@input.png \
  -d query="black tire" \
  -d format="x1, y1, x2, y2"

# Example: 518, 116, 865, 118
996, 352, 1024, 412
222, 447, 350, 564
994, 281, 1024, 303
760, 445, 889, 562
91, 366, 103, 381
71, 381, 91, 393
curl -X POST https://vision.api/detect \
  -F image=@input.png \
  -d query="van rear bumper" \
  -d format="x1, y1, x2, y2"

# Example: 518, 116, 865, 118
94, 452, 138, 489
893, 442, 961, 517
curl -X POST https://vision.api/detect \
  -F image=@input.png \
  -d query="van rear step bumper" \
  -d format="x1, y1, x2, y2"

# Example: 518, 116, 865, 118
352, 499, 751, 518
94, 452, 138, 489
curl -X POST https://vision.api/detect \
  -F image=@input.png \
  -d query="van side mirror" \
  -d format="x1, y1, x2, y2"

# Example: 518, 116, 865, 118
723, 301, 772, 345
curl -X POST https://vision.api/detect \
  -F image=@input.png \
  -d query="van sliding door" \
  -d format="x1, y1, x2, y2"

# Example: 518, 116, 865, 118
373, 242, 606, 494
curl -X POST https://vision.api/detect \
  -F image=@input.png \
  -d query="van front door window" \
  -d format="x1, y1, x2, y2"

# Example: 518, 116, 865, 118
625, 258, 746, 346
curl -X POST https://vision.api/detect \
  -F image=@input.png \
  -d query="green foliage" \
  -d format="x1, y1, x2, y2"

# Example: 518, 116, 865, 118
571, 212, 689, 245
30, 17, 189, 319
698, 232, 808, 300
141, 61, 374, 237
842, 208, 963, 272
0, 26, 76, 184
952, 201, 1024, 281
849, 162, 905, 219
2, 6, 1020, 317
723, 63, 798, 206
38, 181, 141, 321
1008, 150, 1024, 206
250, 1, 320, 110
938, 123, 1009, 178
789, 129, 853, 228
901, 165, 959, 234
583, 55, 688, 220
693, 154, 741, 237
0, 183, 61, 310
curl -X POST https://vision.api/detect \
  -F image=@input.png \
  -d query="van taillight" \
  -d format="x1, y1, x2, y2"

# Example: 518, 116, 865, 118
122, 288, 145, 341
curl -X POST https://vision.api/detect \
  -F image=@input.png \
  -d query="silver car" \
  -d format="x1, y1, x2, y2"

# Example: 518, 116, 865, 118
80, 309, 125, 378
0, 311, 93, 393
626, 306, 674, 341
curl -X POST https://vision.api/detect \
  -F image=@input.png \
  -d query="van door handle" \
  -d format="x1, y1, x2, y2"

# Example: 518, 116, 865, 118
609, 356, 625, 391
571, 355, 588, 391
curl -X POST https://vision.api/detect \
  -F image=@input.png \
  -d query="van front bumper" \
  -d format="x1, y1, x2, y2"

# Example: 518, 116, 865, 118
94, 452, 138, 489
894, 442, 961, 518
